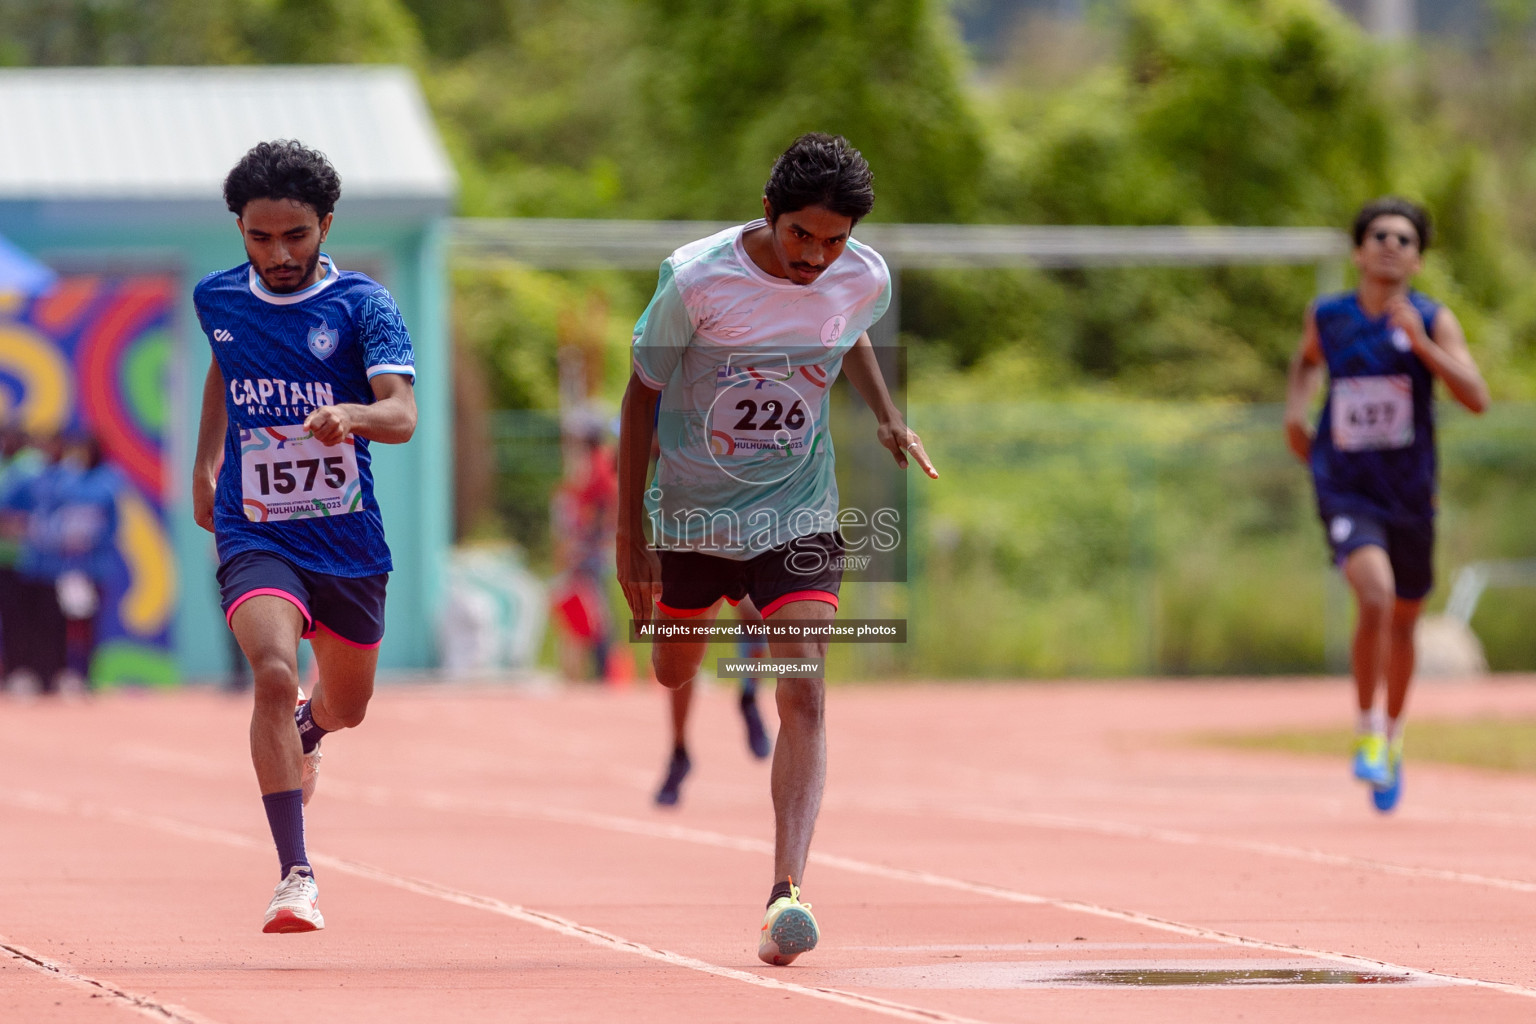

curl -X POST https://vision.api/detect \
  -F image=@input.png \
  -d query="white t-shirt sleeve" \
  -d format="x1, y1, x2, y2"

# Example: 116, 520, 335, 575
631, 261, 693, 390
872, 275, 893, 326
868, 248, 893, 327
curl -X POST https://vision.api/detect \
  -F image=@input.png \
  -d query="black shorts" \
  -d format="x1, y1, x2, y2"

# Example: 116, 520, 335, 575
1322, 512, 1434, 601
217, 550, 388, 648
658, 532, 844, 619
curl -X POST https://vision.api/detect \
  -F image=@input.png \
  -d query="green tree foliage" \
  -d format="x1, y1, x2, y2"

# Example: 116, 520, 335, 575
452, 265, 643, 411
630, 0, 986, 222
0, 0, 422, 66
1408, 0, 1536, 389
898, 0, 1533, 399
4, 0, 1534, 401
419, 0, 986, 223
423, 0, 648, 218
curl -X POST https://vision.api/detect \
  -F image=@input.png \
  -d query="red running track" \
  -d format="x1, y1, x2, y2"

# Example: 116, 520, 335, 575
5, 676, 1536, 1023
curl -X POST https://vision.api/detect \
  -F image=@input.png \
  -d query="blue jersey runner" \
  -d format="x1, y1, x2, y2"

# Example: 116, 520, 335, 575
195, 255, 415, 577
1309, 290, 1441, 525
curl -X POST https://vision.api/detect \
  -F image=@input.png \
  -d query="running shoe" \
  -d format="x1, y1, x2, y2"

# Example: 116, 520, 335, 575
741, 692, 772, 759
295, 688, 322, 807
654, 747, 691, 806
1372, 738, 1404, 813
262, 869, 324, 933
758, 883, 818, 966
301, 744, 322, 807
1351, 732, 1390, 787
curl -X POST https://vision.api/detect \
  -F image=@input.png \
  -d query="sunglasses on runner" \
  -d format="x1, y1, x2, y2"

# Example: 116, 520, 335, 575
1371, 229, 1418, 249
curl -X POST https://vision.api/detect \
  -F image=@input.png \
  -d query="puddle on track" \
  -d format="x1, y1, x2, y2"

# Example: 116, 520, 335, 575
819, 958, 1445, 990
1054, 967, 1413, 987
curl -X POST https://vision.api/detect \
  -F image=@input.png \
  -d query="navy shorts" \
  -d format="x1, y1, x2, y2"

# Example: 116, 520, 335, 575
658, 532, 844, 619
1322, 512, 1434, 601
218, 550, 388, 648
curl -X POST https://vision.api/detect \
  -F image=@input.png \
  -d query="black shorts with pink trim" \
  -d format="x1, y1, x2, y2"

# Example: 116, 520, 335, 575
658, 531, 843, 619
217, 549, 388, 649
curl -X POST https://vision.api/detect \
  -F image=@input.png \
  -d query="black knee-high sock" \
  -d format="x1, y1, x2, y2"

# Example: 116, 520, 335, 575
295, 700, 330, 754
262, 790, 310, 878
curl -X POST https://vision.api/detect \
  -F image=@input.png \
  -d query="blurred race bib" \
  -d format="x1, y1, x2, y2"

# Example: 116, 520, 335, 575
1332, 375, 1413, 452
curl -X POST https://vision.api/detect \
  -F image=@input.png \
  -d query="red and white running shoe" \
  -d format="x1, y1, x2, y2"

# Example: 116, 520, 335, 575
262, 868, 324, 933
296, 687, 322, 807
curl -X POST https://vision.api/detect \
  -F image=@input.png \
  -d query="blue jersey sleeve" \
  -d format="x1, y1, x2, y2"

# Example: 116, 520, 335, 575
359, 290, 416, 381
631, 260, 692, 390
193, 275, 216, 344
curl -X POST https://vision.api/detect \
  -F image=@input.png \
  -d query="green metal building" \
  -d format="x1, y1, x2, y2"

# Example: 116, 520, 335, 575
0, 66, 457, 679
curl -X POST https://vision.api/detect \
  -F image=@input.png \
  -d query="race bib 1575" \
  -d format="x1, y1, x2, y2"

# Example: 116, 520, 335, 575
239, 426, 361, 522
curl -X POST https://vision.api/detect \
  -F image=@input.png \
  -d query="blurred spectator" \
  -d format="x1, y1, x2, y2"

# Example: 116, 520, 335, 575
5, 432, 67, 694
550, 419, 619, 682
50, 433, 122, 692
0, 420, 43, 685
6, 432, 121, 695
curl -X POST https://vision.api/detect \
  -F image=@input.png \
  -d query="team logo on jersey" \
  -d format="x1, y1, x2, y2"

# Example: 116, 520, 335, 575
820, 314, 848, 348
1391, 327, 1412, 352
1330, 516, 1353, 544
308, 323, 339, 361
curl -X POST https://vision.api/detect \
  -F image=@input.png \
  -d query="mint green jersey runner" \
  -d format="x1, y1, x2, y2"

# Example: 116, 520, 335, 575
632, 220, 891, 559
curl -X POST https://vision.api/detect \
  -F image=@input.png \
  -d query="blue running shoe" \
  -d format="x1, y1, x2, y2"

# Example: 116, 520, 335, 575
1372, 739, 1404, 813
741, 692, 772, 759
1352, 732, 1390, 787
654, 747, 691, 806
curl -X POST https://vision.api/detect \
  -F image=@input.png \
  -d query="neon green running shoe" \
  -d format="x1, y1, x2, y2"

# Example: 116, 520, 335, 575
758, 882, 818, 966
1352, 732, 1390, 787
1372, 737, 1404, 813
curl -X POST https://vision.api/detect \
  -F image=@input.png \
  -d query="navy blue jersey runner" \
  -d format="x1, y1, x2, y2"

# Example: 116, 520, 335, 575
1309, 290, 1440, 524
195, 255, 415, 577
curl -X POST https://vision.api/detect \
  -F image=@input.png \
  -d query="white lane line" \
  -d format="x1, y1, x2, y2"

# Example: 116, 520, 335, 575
0, 937, 226, 1024
944, 803, 1536, 895
1, 791, 993, 1024
108, 734, 1536, 832
314, 853, 993, 1024
844, 943, 1237, 952
98, 740, 1536, 892
820, 788, 1536, 896
346, 778, 1536, 900
316, 781, 1536, 1001
799, 849, 1536, 999
65, 749, 1536, 998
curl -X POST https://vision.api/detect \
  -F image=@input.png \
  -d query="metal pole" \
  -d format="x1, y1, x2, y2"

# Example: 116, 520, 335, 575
1364, 0, 1415, 40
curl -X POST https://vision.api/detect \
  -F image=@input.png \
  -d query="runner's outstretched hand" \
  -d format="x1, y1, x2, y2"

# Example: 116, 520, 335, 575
617, 532, 661, 624
878, 421, 939, 479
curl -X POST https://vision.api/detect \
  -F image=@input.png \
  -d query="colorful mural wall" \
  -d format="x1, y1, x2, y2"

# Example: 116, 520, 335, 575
0, 277, 177, 684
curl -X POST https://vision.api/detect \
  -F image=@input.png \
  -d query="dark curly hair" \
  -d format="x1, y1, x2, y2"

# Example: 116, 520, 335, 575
1352, 197, 1431, 252
223, 140, 343, 219
763, 133, 875, 224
